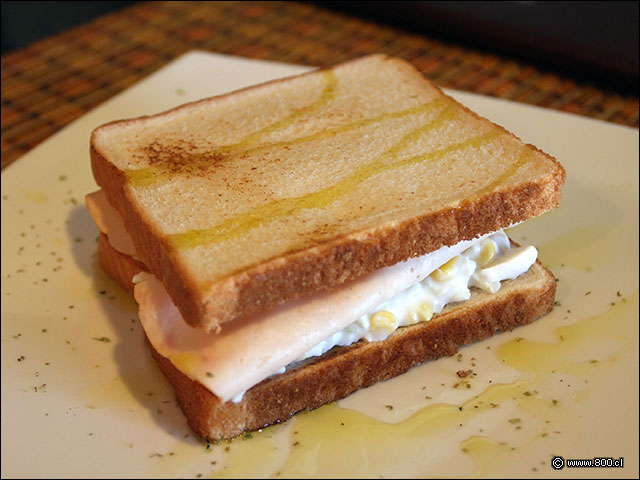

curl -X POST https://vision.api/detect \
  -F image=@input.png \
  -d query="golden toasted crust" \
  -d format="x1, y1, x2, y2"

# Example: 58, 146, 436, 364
98, 233, 556, 441
91, 54, 565, 332
98, 234, 145, 293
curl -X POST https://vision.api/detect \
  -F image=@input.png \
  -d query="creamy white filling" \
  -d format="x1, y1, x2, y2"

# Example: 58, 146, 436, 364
298, 231, 536, 363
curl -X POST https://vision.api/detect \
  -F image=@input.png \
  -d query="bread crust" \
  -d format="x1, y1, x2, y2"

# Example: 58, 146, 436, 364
91, 54, 565, 331
98, 233, 556, 441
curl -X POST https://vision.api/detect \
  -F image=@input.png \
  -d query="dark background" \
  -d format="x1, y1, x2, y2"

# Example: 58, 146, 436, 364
1, 1, 138, 53
320, 1, 639, 91
2, 1, 638, 91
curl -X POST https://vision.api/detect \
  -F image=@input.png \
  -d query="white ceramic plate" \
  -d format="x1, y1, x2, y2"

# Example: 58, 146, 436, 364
2, 51, 638, 478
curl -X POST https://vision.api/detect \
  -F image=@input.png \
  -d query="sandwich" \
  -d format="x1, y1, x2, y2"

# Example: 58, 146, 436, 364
86, 54, 565, 441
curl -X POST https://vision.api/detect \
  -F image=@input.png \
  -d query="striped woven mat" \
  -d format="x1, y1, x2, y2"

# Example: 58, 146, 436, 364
2, 1, 638, 169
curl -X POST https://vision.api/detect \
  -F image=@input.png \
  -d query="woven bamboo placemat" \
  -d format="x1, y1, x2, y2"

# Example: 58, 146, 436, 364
2, 1, 638, 169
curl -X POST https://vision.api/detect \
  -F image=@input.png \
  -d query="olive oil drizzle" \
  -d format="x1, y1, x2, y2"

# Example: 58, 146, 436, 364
167, 105, 456, 249
247, 97, 449, 153
123, 97, 449, 188
218, 70, 339, 152
167, 109, 504, 250
470, 146, 532, 199
123, 70, 336, 188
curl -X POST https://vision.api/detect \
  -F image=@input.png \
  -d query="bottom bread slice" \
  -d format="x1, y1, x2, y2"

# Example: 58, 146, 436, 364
98, 233, 556, 441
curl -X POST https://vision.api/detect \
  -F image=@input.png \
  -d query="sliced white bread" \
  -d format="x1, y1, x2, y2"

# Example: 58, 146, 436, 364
91, 54, 564, 331
98, 233, 556, 441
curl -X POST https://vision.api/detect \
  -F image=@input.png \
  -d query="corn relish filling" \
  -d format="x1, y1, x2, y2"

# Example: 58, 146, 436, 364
298, 231, 537, 361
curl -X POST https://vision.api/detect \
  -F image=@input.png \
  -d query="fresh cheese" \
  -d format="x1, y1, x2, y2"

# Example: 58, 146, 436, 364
87, 190, 537, 403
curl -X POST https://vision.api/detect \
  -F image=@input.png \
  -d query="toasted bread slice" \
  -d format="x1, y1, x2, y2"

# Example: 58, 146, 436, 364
98, 233, 556, 441
91, 54, 564, 331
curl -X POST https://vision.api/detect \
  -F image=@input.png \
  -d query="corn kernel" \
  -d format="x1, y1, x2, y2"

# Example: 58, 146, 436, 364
431, 256, 459, 281
415, 302, 433, 322
476, 239, 496, 266
370, 310, 398, 332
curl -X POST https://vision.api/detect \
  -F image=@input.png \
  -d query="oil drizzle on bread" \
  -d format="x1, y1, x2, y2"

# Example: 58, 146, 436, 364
124, 70, 337, 188
123, 98, 450, 188
248, 98, 449, 153
470, 147, 532, 199
217, 70, 339, 152
167, 122, 504, 250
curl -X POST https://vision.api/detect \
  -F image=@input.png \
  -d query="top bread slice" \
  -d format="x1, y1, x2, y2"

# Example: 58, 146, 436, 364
90, 54, 565, 332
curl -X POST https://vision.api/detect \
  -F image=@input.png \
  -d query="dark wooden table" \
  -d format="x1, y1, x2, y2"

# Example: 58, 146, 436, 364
2, 1, 638, 170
